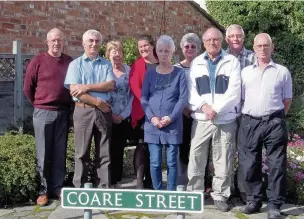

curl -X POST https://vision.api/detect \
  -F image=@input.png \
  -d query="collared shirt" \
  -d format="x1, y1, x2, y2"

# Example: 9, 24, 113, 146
203, 51, 222, 92
227, 47, 255, 70
241, 59, 292, 117
64, 53, 114, 102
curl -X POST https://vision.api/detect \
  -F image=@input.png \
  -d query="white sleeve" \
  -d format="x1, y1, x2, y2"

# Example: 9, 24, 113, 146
212, 58, 241, 115
188, 61, 207, 111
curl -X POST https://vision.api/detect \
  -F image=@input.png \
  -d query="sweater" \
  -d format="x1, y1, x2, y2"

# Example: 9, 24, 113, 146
24, 52, 73, 111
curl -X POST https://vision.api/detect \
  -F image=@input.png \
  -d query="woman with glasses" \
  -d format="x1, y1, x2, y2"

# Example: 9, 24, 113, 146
141, 35, 188, 190
175, 33, 201, 186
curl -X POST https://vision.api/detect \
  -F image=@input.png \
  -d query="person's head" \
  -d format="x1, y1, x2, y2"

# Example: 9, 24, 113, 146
226, 24, 245, 52
202, 27, 223, 56
46, 28, 64, 57
105, 40, 124, 65
137, 34, 156, 60
156, 35, 175, 64
180, 33, 201, 60
253, 33, 274, 62
82, 29, 102, 58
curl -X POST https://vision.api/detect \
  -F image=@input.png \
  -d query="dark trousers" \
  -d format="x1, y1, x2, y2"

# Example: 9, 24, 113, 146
33, 108, 69, 196
73, 107, 112, 188
133, 118, 152, 189
110, 119, 129, 185
177, 115, 192, 185
238, 110, 288, 207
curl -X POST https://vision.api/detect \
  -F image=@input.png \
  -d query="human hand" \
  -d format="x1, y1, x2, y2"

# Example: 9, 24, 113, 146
70, 84, 89, 97
151, 117, 162, 128
105, 80, 116, 92
183, 108, 192, 118
112, 114, 122, 124
160, 116, 171, 127
201, 104, 217, 120
96, 99, 111, 113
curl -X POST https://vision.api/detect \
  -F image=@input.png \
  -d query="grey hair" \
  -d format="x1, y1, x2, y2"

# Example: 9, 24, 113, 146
226, 24, 245, 38
202, 27, 223, 42
156, 35, 175, 52
82, 29, 102, 43
46, 28, 64, 40
180, 33, 201, 51
254, 33, 273, 45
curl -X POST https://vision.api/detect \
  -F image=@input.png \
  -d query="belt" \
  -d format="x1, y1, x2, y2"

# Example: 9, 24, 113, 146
75, 102, 95, 108
244, 110, 285, 121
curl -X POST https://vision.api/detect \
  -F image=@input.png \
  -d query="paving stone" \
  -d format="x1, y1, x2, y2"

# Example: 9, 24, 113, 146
0, 209, 15, 217
48, 206, 108, 219
122, 215, 139, 219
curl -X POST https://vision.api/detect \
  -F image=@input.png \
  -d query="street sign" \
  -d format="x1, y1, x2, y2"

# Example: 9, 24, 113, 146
61, 188, 203, 213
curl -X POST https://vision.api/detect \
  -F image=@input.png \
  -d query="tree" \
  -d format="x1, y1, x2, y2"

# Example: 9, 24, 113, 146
206, 1, 304, 96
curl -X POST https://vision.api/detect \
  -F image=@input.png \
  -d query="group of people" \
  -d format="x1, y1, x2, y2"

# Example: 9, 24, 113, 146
23, 23, 292, 219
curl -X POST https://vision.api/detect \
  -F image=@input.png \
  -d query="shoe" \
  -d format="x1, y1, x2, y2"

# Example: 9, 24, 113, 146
113, 183, 123, 189
214, 200, 229, 212
36, 195, 48, 206
240, 201, 262, 214
240, 192, 247, 204
54, 189, 62, 200
267, 208, 281, 219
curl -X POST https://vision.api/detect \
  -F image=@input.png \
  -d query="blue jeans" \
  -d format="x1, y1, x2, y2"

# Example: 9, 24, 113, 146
148, 144, 178, 190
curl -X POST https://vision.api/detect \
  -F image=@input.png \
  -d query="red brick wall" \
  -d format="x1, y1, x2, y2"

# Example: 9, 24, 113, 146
0, 1, 215, 57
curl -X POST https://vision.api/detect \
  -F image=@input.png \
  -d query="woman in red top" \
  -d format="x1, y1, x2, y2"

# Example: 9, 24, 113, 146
129, 35, 158, 189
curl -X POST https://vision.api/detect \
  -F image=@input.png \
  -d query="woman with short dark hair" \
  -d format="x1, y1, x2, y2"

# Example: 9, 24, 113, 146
129, 35, 158, 189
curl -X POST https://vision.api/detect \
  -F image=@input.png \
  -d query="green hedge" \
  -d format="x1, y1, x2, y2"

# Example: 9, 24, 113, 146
0, 132, 76, 205
0, 132, 39, 205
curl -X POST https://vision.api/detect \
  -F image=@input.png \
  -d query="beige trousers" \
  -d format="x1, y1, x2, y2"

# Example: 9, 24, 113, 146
187, 120, 237, 201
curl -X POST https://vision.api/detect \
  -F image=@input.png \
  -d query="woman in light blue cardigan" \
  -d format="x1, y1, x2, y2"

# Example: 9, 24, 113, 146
141, 35, 188, 191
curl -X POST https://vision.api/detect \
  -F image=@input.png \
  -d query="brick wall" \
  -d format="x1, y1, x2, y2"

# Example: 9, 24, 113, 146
0, 1, 218, 57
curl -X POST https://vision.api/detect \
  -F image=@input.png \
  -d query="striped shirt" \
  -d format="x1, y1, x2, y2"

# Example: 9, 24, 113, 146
241, 60, 292, 117
227, 47, 255, 70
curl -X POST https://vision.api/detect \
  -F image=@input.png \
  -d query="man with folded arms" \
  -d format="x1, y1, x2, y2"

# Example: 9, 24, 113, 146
64, 29, 115, 189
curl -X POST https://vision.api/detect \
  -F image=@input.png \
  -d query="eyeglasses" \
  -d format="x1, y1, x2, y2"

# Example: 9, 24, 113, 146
184, 45, 196, 49
255, 44, 271, 50
227, 34, 243, 39
204, 38, 220, 43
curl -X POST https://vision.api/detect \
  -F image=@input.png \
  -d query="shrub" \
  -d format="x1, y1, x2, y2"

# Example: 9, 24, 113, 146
0, 132, 39, 206
0, 132, 75, 205
99, 37, 138, 65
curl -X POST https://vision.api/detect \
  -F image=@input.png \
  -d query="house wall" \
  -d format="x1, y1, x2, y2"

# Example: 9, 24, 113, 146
0, 1, 215, 57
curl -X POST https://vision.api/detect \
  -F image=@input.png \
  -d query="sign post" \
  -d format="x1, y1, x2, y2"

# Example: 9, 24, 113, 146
62, 187, 203, 217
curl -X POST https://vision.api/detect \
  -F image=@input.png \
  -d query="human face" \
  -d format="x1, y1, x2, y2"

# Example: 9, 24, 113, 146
138, 40, 153, 59
203, 29, 222, 57
182, 41, 197, 60
46, 32, 64, 57
83, 35, 101, 57
109, 48, 123, 64
156, 43, 173, 64
226, 27, 244, 52
253, 34, 273, 62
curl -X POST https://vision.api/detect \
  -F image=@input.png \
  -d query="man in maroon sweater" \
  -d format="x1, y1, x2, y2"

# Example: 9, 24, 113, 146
23, 28, 73, 206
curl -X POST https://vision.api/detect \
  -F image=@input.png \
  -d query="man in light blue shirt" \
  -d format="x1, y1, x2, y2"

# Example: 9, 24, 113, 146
64, 29, 115, 189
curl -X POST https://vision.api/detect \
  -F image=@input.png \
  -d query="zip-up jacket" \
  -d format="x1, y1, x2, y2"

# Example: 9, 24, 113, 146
188, 50, 241, 124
